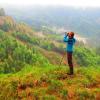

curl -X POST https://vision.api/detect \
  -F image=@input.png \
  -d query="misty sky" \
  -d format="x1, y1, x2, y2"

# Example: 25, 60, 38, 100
0, 0, 100, 7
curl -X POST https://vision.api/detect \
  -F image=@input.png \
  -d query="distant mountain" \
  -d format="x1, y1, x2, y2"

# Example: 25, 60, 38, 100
5, 6, 100, 36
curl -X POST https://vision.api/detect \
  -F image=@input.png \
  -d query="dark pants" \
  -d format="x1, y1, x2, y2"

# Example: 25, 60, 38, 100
67, 52, 74, 74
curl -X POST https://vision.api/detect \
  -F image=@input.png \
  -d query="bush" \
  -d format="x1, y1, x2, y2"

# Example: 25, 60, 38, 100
0, 33, 50, 73
60, 89, 68, 99
47, 80, 63, 93
76, 89, 95, 100
74, 46, 100, 66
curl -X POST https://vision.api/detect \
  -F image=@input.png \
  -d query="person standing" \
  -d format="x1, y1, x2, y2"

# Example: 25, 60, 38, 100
63, 32, 76, 75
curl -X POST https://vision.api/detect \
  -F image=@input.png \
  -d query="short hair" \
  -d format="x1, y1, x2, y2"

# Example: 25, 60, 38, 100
68, 32, 74, 37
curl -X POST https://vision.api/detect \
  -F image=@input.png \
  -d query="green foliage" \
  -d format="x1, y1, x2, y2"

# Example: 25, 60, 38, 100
42, 41, 54, 51
26, 35, 100, 67
96, 47, 100, 55
33, 91, 39, 99
60, 89, 68, 99
74, 46, 100, 66
13, 31, 60, 52
13, 32, 40, 45
0, 66, 99, 99
47, 79, 63, 93
0, 23, 12, 32
0, 16, 16, 32
0, 31, 50, 73
42, 95, 56, 100
76, 89, 95, 100
66, 79, 73, 85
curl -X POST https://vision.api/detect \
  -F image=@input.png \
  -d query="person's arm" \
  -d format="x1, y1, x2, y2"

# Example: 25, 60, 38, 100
63, 34, 68, 42
63, 33, 68, 42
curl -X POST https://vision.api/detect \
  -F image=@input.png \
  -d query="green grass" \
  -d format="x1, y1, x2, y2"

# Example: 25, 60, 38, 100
75, 88, 95, 100
0, 65, 99, 99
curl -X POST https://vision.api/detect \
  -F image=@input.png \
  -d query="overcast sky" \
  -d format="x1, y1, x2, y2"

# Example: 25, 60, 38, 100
0, 0, 100, 7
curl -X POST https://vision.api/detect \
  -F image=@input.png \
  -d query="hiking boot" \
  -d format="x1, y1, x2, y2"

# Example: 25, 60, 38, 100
67, 73, 73, 75
67, 67, 74, 75
70, 67, 74, 74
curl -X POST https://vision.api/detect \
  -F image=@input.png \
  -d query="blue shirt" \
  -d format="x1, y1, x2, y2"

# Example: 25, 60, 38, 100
63, 35, 76, 52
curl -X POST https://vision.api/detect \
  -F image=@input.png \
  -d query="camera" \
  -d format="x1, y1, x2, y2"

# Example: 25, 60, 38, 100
65, 32, 69, 36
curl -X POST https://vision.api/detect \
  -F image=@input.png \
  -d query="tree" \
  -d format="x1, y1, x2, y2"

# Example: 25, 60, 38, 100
0, 8, 5, 16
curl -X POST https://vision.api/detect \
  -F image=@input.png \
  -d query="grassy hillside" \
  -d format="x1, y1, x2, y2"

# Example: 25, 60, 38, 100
0, 66, 100, 100
0, 13, 100, 99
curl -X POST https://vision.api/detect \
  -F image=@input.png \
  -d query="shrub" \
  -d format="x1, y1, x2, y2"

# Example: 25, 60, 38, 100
47, 80, 63, 93
60, 89, 68, 99
76, 89, 95, 100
